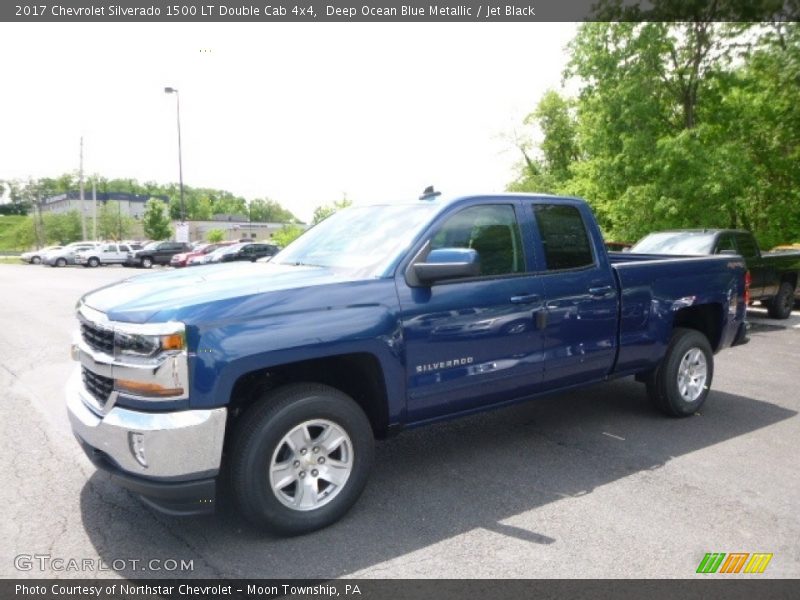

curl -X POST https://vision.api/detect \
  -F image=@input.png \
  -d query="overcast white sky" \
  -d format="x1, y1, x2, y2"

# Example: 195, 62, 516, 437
0, 23, 578, 221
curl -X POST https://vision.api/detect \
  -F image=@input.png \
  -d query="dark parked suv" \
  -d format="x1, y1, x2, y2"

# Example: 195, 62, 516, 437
219, 242, 280, 263
125, 241, 192, 268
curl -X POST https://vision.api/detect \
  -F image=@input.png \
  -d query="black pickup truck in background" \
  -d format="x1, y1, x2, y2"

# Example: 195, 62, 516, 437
631, 229, 800, 319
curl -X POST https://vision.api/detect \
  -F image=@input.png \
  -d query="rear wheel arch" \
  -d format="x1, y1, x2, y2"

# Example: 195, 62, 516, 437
672, 303, 723, 352
647, 327, 714, 417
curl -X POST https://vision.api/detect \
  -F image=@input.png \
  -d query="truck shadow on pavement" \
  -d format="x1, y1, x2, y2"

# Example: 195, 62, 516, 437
746, 307, 800, 333
79, 378, 795, 578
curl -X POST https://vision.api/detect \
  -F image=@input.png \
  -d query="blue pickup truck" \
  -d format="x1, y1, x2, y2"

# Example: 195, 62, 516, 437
67, 193, 749, 534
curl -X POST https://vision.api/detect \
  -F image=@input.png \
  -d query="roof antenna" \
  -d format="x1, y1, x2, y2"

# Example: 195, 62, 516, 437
419, 185, 442, 201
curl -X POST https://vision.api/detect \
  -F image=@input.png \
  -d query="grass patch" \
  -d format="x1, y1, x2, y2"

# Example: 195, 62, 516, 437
0, 215, 27, 251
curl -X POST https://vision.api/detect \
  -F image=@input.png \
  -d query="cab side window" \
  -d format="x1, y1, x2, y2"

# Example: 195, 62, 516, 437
715, 235, 737, 253
734, 234, 759, 259
533, 204, 594, 270
430, 205, 523, 277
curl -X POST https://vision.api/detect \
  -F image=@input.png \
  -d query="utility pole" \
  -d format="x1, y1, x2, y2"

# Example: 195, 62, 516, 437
79, 137, 86, 240
92, 179, 97, 240
36, 189, 45, 248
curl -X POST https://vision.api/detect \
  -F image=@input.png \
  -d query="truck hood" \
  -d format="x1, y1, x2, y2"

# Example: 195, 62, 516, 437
82, 262, 350, 323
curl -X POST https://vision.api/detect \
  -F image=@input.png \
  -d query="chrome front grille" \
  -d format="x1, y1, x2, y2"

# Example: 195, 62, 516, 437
81, 366, 113, 406
80, 320, 114, 354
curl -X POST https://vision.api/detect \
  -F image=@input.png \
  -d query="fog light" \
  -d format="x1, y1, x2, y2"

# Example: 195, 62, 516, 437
115, 379, 184, 398
70, 344, 80, 361
129, 432, 148, 467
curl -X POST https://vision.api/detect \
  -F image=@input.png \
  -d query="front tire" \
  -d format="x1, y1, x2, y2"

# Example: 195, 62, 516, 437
141, 257, 153, 269
32, 256, 41, 265
230, 383, 374, 535
56, 258, 67, 267
646, 328, 714, 417
88, 257, 100, 268
766, 281, 795, 319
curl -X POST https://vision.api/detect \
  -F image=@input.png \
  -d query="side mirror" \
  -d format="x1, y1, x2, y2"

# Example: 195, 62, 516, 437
414, 248, 480, 284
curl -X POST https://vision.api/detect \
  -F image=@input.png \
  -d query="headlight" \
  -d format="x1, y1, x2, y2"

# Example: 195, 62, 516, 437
114, 330, 185, 358
110, 322, 188, 399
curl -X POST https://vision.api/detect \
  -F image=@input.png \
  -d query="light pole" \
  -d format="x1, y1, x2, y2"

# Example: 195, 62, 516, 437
164, 87, 185, 222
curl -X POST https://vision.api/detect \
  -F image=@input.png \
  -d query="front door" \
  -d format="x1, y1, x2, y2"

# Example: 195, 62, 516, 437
397, 202, 547, 422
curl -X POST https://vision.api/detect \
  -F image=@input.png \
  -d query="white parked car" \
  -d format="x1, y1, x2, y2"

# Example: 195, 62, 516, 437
20, 245, 63, 264
75, 242, 135, 267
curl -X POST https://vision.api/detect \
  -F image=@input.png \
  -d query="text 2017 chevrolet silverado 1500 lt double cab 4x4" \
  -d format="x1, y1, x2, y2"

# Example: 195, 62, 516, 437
67, 193, 749, 534
631, 229, 800, 319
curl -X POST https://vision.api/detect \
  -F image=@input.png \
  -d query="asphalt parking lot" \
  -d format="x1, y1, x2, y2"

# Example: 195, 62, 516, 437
0, 263, 798, 579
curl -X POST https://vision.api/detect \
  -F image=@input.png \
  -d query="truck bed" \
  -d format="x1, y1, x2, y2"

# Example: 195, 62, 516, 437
607, 252, 747, 375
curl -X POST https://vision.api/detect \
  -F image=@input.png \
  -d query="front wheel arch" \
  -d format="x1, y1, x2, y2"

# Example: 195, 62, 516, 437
229, 383, 374, 535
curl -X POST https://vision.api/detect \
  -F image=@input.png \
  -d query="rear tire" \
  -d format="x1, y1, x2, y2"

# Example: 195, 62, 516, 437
56, 258, 67, 267
766, 281, 795, 319
646, 328, 714, 417
32, 256, 41, 265
230, 383, 374, 535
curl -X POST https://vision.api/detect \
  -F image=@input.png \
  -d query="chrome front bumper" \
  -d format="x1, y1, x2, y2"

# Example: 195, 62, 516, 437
66, 368, 227, 480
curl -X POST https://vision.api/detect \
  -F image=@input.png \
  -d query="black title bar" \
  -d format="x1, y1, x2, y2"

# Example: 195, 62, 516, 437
3, 0, 799, 22
4, 579, 800, 600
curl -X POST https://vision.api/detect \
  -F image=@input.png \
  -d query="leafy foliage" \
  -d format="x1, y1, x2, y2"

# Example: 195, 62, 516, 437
271, 224, 306, 248
97, 202, 135, 241
142, 199, 172, 241
509, 21, 800, 248
311, 197, 353, 226
1, 175, 299, 224
206, 229, 225, 243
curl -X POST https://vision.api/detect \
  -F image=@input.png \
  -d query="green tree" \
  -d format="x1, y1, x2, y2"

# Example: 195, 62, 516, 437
40, 211, 83, 244
312, 197, 352, 225
206, 228, 225, 243
271, 224, 305, 247
509, 90, 580, 195
97, 202, 135, 240
248, 198, 298, 223
509, 19, 800, 246
142, 199, 172, 240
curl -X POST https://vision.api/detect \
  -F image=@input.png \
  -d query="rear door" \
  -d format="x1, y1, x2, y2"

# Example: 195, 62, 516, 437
529, 202, 618, 390
114, 244, 130, 263
397, 201, 547, 421
157, 242, 180, 263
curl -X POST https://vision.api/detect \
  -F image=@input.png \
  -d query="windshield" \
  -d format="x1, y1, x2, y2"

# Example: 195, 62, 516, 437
225, 243, 250, 252
274, 204, 440, 276
209, 245, 234, 256
142, 241, 160, 250
631, 232, 716, 255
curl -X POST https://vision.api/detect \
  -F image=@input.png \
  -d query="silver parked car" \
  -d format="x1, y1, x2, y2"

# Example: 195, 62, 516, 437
19, 245, 63, 264
44, 242, 102, 267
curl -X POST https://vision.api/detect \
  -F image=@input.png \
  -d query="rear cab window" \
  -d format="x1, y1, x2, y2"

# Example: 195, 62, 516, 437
533, 204, 595, 270
734, 234, 760, 259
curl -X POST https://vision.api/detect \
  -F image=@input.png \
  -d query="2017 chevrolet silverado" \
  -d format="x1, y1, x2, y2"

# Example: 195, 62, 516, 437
67, 193, 749, 534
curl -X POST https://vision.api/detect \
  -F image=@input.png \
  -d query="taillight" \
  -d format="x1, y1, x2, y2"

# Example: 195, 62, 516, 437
744, 270, 751, 305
